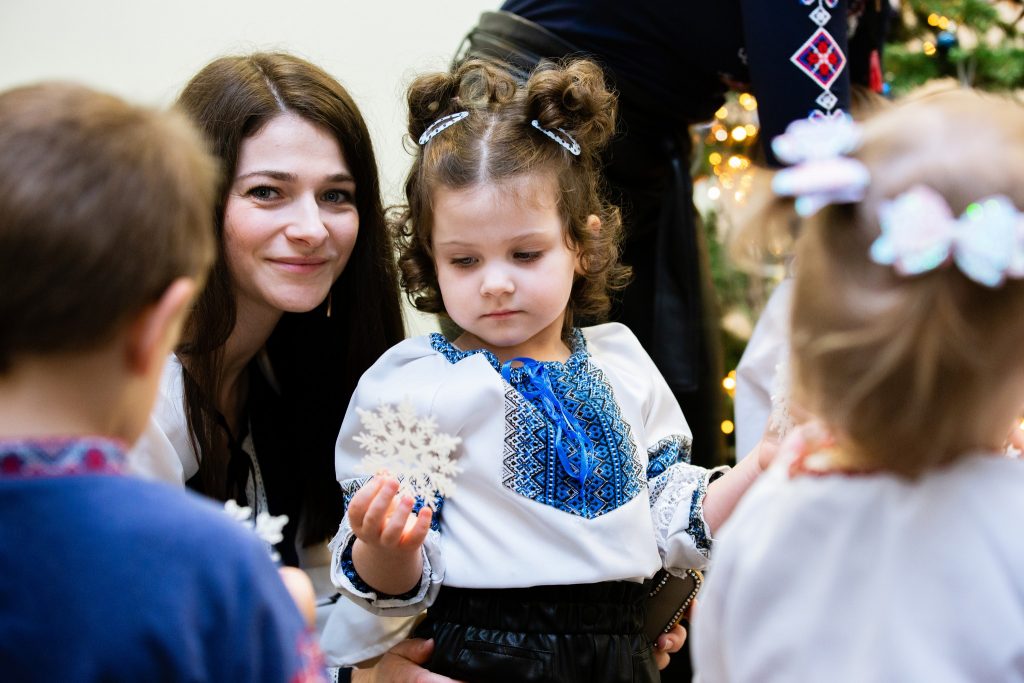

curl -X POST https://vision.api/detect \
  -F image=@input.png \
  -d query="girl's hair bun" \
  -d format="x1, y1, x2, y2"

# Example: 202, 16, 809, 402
525, 59, 617, 155
407, 60, 518, 141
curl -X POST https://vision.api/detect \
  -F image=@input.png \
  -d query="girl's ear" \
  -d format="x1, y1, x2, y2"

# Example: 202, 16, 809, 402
576, 214, 602, 275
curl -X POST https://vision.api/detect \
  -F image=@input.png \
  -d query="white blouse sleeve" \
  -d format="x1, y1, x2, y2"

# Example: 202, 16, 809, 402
586, 323, 724, 573
611, 326, 725, 573
328, 337, 447, 616
642, 368, 727, 573
734, 278, 793, 459
127, 355, 199, 484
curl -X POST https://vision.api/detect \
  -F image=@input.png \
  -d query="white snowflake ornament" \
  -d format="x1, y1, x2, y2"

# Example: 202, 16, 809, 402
223, 499, 289, 563
353, 399, 462, 509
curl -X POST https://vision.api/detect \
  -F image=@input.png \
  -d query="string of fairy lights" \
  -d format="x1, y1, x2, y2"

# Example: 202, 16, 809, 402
692, 92, 763, 442
698, 92, 760, 209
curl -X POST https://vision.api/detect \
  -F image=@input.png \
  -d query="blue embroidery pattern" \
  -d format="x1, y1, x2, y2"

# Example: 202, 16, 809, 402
339, 536, 422, 600
687, 476, 713, 555
646, 434, 694, 479
431, 331, 645, 519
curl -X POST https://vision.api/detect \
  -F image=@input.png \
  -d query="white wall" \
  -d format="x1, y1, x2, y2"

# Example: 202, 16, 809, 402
1, 0, 498, 333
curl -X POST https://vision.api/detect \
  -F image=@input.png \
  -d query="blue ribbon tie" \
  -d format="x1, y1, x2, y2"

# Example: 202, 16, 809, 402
500, 357, 596, 495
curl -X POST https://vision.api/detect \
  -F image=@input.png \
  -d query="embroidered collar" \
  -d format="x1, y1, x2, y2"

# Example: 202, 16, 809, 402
429, 328, 589, 380
0, 437, 127, 479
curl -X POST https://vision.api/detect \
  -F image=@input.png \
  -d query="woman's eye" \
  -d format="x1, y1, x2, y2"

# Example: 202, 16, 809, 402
322, 189, 353, 204
245, 186, 280, 201
514, 251, 541, 262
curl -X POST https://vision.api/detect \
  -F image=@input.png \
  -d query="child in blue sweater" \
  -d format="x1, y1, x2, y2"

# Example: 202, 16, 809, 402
0, 81, 325, 682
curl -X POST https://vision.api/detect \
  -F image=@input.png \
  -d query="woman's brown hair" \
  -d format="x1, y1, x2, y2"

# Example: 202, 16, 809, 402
394, 58, 631, 336
176, 52, 404, 543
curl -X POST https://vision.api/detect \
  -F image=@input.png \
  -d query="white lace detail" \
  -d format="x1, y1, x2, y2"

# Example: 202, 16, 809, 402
240, 427, 269, 517
649, 464, 717, 568
768, 358, 795, 440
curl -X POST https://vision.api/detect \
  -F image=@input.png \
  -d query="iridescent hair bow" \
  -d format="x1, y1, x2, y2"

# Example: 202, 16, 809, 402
771, 114, 871, 217
869, 185, 1024, 288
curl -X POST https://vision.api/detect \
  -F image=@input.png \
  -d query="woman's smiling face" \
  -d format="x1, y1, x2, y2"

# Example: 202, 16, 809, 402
222, 113, 358, 318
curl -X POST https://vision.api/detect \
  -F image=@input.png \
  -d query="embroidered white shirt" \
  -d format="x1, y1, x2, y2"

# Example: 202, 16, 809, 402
331, 323, 722, 615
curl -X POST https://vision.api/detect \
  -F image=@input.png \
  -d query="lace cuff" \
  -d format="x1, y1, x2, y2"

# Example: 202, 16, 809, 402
328, 515, 443, 616
648, 463, 730, 571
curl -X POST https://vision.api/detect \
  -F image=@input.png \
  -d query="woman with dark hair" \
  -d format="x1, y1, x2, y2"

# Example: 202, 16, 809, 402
128, 52, 416, 675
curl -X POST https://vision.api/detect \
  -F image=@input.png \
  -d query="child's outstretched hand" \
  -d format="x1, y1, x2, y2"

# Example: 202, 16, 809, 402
349, 475, 432, 596
350, 475, 433, 550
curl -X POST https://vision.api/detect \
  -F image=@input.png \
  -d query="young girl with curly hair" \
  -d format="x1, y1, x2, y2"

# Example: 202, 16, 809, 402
329, 58, 773, 683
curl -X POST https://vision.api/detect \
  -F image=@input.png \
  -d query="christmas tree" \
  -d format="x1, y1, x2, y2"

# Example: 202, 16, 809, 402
885, 0, 1024, 95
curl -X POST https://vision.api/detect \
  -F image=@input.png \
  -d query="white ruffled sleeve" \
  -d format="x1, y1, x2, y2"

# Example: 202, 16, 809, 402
127, 355, 200, 484
328, 337, 448, 615
631, 330, 727, 573
734, 278, 793, 459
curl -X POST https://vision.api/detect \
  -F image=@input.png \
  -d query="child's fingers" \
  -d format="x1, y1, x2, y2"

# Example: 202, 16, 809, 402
656, 623, 687, 654
378, 495, 416, 546
347, 477, 384, 529
358, 478, 400, 541
401, 505, 433, 548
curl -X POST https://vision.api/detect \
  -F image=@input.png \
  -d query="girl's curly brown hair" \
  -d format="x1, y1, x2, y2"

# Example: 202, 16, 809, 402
393, 58, 631, 338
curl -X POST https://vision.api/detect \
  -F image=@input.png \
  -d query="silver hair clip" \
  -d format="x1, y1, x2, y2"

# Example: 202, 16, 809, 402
531, 119, 581, 156
418, 111, 469, 146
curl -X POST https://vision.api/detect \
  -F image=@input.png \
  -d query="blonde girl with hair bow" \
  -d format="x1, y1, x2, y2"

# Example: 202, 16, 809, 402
693, 88, 1024, 682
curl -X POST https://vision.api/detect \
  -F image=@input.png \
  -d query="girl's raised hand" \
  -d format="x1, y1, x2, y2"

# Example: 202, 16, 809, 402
349, 475, 433, 553
349, 475, 434, 596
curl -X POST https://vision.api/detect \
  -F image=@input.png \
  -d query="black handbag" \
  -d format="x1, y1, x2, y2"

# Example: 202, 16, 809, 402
642, 568, 702, 643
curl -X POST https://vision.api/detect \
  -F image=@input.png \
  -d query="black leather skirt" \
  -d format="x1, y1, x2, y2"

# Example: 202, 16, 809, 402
414, 581, 659, 683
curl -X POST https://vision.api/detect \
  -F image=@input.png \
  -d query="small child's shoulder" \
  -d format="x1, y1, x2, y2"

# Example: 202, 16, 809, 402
370, 334, 442, 368
70, 477, 282, 588
580, 321, 640, 345
580, 322, 650, 360
352, 333, 480, 415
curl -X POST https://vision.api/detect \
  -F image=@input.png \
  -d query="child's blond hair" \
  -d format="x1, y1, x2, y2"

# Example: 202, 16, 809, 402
782, 89, 1024, 475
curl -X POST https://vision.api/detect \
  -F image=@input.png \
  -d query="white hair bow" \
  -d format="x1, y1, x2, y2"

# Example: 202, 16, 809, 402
771, 114, 870, 217
870, 185, 1024, 288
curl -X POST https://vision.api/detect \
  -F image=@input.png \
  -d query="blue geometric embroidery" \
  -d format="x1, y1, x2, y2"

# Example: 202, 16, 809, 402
339, 536, 422, 600
687, 475, 713, 555
645, 434, 694, 479
431, 331, 645, 520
